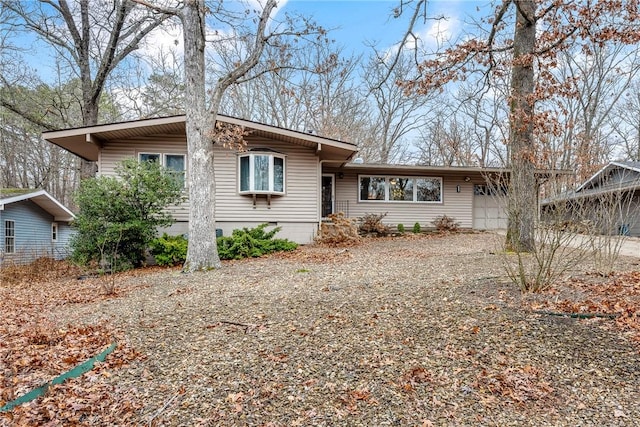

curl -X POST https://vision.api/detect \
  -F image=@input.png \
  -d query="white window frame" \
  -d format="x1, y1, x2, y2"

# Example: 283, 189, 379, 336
163, 153, 186, 188
138, 152, 187, 188
139, 152, 161, 163
51, 222, 58, 242
358, 175, 387, 201
5, 220, 15, 254
358, 175, 443, 203
238, 152, 286, 195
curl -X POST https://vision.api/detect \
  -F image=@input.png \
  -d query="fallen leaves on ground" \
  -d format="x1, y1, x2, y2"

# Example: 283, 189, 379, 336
474, 364, 554, 405
1, 235, 639, 426
527, 270, 640, 344
0, 261, 162, 425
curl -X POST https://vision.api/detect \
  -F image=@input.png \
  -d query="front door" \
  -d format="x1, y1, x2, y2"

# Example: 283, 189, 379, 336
321, 174, 334, 218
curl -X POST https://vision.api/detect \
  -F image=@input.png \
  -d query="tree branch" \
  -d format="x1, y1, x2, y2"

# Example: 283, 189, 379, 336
0, 99, 57, 131
91, 0, 130, 104
486, 0, 512, 51
374, 0, 427, 90
129, 0, 180, 16
210, 0, 277, 101
4, 1, 79, 64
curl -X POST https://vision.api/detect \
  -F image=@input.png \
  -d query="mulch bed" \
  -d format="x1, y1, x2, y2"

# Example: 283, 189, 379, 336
1, 233, 639, 426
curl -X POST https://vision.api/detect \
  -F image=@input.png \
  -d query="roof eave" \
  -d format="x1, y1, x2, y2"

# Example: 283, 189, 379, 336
576, 161, 640, 193
42, 115, 358, 162
341, 163, 572, 177
0, 190, 76, 221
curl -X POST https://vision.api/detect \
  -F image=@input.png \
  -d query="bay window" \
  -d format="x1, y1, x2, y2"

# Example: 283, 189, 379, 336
239, 152, 285, 195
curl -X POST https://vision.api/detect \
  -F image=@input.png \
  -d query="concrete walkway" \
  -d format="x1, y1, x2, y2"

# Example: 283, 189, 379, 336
493, 230, 640, 259
619, 237, 640, 258
573, 234, 640, 258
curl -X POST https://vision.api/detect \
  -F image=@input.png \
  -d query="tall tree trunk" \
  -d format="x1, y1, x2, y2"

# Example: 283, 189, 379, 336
181, 0, 221, 271
506, 0, 537, 252
80, 98, 100, 178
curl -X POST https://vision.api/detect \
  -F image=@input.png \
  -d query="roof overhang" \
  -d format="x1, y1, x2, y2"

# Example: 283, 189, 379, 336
577, 161, 640, 192
42, 115, 358, 162
342, 163, 506, 175
0, 189, 75, 222
542, 182, 640, 205
340, 163, 571, 179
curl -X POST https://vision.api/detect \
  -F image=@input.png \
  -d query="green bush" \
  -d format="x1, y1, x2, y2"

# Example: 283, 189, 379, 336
412, 222, 421, 233
70, 158, 183, 270
397, 223, 405, 233
217, 224, 298, 260
150, 234, 188, 266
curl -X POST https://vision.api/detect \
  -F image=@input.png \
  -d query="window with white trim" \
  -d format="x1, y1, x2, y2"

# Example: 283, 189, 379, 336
139, 152, 186, 187
51, 223, 58, 242
359, 176, 442, 203
239, 152, 285, 195
5, 220, 15, 254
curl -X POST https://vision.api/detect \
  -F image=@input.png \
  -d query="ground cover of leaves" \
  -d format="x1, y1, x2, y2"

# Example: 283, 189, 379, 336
1, 232, 639, 426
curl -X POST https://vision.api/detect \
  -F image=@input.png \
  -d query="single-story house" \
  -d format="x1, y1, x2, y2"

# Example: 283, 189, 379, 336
0, 189, 76, 265
543, 161, 640, 237
42, 114, 511, 244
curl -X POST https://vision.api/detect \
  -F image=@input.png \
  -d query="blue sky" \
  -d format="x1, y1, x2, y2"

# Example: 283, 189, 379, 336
281, 0, 407, 53
12, 0, 483, 83
278, 0, 479, 56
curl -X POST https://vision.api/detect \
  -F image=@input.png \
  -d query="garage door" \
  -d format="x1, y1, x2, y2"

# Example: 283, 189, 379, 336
473, 185, 508, 230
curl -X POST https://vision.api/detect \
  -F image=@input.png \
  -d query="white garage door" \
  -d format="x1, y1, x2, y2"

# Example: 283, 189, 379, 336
473, 185, 508, 230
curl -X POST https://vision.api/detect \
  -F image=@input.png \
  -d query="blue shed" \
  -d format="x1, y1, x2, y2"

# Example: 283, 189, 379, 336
0, 189, 76, 266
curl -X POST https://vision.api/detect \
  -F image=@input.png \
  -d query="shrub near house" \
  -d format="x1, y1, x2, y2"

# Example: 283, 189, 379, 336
217, 224, 298, 260
70, 159, 183, 271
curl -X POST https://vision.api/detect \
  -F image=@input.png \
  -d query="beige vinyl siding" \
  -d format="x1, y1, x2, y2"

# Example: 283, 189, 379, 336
332, 170, 474, 228
212, 138, 319, 224
98, 136, 320, 241
98, 137, 190, 220
213, 222, 317, 244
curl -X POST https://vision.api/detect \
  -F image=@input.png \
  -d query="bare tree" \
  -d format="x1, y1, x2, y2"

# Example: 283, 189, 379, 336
416, 107, 474, 166
414, 76, 510, 168
546, 43, 640, 180
0, 74, 111, 205
2, 0, 170, 176
297, 45, 370, 143
135, 0, 324, 271
612, 81, 640, 161
394, 0, 640, 253
218, 41, 370, 147
360, 51, 431, 163
0, 112, 80, 206
219, 43, 307, 128
456, 80, 511, 168
114, 47, 186, 119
